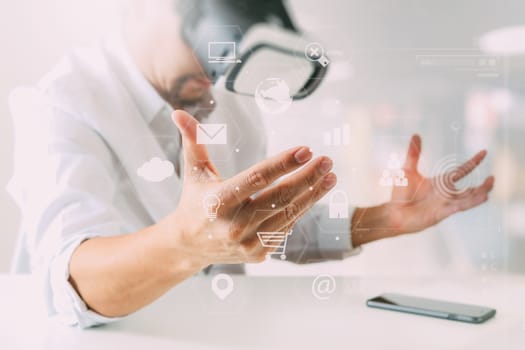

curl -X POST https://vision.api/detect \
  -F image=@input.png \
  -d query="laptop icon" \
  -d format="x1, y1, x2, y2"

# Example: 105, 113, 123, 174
208, 41, 242, 64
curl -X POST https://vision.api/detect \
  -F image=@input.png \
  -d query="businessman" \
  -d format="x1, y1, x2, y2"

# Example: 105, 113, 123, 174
8, 0, 494, 328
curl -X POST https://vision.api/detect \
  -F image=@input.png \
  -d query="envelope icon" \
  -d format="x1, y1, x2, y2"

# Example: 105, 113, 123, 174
196, 123, 227, 145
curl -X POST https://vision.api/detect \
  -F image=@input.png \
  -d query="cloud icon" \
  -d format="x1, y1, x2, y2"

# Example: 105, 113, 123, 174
137, 157, 174, 182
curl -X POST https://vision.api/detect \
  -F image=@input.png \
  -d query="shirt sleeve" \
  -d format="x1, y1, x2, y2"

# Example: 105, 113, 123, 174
281, 204, 362, 264
8, 87, 124, 328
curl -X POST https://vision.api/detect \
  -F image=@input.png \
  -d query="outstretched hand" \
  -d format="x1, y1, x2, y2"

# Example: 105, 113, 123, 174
165, 110, 337, 267
351, 134, 494, 246
389, 134, 495, 235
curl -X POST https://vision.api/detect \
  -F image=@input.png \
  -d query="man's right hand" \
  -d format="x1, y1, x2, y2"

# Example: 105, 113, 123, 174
68, 109, 337, 318
164, 110, 337, 268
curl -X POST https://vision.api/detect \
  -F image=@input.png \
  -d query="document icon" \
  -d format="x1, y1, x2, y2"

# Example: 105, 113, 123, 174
196, 123, 227, 145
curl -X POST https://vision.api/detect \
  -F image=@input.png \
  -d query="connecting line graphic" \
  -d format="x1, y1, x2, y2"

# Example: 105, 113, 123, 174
256, 230, 292, 260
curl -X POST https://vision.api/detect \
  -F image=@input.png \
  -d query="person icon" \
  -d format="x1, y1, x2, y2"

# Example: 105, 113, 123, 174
379, 169, 394, 186
387, 153, 402, 170
394, 169, 408, 187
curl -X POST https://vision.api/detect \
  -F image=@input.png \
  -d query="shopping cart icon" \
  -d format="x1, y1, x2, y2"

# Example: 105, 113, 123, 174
256, 230, 292, 260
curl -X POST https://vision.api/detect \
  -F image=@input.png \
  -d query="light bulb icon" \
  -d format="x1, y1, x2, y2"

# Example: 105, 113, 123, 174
203, 193, 221, 221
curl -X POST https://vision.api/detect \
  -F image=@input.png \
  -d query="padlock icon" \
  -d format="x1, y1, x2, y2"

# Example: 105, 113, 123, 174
328, 190, 349, 219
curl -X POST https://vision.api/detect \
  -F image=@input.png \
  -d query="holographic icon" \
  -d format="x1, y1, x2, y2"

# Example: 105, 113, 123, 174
203, 193, 221, 221
431, 154, 479, 199
208, 41, 242, 64
305, 42, 330, 67
323, 124, 350, 146
387, 153, 402, 169
394, 170, 408, 186
379, 169, 394, 187
257, 230, 292, 260
254, 78, 292, 114
328, 190, 349, 219
196, 123, 227, 145
312, 274, 336, 300
136, 157, 175, 182
379, 153, 408, 187
211, 273, 234, 300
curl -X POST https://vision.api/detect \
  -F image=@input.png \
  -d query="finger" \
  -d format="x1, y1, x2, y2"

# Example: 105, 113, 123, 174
222, 146, 313, 201
255, 173, 337, 234
403, 134, 422, 171
245, 156, 333, 222
437, 176, 494, 219
171, 110, 219, 178
450, 150, 487, 182
456, 175, 494, 202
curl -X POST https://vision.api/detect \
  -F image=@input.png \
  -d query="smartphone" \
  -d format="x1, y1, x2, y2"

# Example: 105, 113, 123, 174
367, 293, 496, 324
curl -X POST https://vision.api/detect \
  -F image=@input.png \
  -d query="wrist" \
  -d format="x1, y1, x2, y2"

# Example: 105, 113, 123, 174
150, 215, 208, 278
350, 202, 402, 247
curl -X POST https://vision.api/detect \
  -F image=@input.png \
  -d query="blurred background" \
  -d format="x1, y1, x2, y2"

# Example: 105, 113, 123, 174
1, 0, 523, 276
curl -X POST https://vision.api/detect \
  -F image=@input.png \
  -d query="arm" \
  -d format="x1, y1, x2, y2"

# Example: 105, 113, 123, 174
68, 110, 338, 318
266, 135, 493, 264
350, 203, 398, 246
350, 135, 494, 247
68, 222, 201, 317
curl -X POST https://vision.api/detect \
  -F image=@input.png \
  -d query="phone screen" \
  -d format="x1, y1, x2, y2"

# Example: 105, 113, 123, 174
367, 293, 496, 323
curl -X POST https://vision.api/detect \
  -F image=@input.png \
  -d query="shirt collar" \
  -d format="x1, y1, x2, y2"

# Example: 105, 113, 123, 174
102, 32, 167, 124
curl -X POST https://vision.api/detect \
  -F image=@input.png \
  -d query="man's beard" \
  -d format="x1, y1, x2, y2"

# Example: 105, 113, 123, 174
167, 74, 216, 121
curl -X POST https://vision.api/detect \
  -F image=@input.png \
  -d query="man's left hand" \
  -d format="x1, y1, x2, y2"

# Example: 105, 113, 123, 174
351, 134, 495, 246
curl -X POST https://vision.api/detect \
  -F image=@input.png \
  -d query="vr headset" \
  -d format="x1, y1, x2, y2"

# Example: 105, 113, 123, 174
177, 0, 329, 100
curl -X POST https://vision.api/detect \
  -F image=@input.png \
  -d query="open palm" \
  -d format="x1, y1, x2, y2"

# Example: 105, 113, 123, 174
389, 135, 495, 235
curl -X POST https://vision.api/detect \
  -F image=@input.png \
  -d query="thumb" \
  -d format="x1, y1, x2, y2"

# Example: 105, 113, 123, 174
403, 134, 422, 171
171, 110, 218, 179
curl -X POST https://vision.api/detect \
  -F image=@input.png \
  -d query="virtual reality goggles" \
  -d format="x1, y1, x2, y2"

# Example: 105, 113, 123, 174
177, 0, 329, 100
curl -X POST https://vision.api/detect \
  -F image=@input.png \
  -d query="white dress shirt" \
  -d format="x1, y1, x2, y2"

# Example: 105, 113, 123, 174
7, 32, 359, 328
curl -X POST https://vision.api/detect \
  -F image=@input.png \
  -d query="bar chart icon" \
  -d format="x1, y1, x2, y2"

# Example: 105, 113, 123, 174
323, 124, 350, 146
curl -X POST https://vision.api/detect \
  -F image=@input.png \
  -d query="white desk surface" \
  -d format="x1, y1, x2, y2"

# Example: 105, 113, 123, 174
1, 273, 524, 350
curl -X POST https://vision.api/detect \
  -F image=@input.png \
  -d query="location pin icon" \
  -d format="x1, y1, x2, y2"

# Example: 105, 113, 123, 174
211, 273, 234, 300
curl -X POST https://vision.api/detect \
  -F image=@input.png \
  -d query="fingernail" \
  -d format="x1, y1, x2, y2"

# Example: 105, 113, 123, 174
319, 158, 333, 174
294, 147, 312, 163
323, 173, 337, 189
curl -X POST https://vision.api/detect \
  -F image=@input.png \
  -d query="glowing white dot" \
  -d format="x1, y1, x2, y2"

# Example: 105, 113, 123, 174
235, 186, 240, 192
235, 148, 240, 153
309, 186, 313, 191
193, 166, 198, 171
335, 236, 340, 241
271, 203, 276, 208
210, 100, 215, 105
